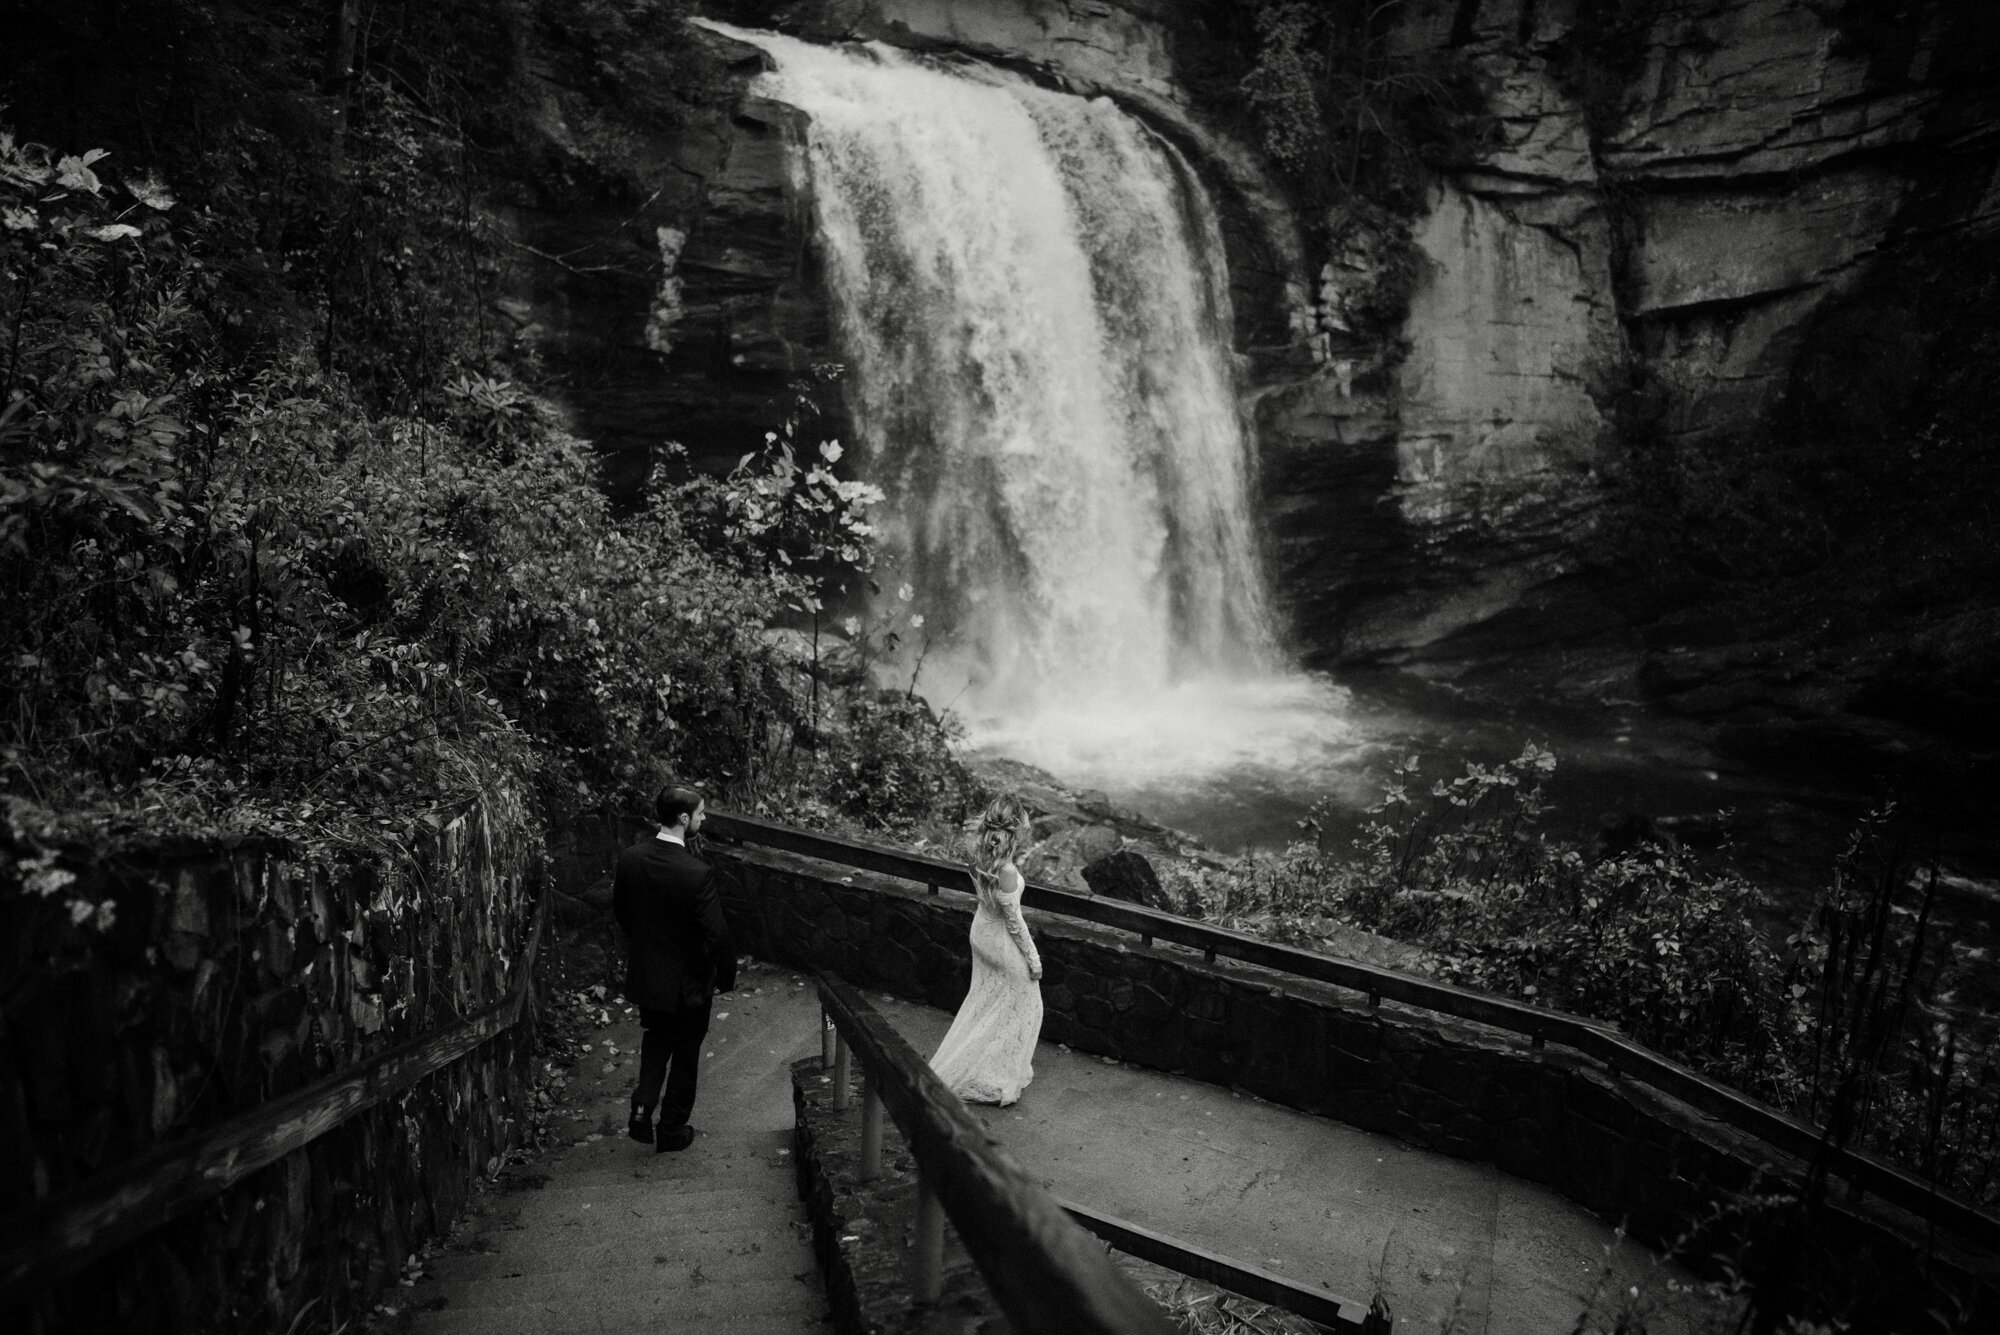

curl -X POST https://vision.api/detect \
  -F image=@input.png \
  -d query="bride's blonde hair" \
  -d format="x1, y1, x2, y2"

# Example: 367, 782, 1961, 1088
967, 793, 1030, 882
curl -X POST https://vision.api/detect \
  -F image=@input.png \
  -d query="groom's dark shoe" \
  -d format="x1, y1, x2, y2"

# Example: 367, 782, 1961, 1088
626, 1109, 653, 1146
655, 1123, 695, 1153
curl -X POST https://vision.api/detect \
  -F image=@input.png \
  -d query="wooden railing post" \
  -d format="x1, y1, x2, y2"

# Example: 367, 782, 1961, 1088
860, 1076, 885, 1180
911, 1173, 945, 1304
833, 1028, 853, 1111
821, 1007, 836, 1067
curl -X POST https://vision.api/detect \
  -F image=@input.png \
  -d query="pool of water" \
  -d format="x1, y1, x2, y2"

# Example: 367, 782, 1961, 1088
961, 666, 1878, 893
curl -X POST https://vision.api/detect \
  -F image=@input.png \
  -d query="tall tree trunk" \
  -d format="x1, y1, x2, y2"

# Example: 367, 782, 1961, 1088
325, 0, 362, 160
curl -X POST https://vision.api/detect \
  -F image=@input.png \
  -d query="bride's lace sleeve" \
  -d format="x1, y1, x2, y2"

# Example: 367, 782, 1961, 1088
995, 864, 1040, 972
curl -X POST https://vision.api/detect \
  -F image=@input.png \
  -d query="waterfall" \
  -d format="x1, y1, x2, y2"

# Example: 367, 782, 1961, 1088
711, 26, 1359, 794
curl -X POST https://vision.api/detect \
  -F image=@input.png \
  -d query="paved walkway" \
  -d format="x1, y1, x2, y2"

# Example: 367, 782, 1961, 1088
407, 960, 829, 1334
409, 962, 1718, 1334
872, 998, 1716, 1335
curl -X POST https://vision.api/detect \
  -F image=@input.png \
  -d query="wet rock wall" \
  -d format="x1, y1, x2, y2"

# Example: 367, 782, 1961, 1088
1, 797, 542, 1334
489, 38, 824, 498
1273, 0, 2000, 664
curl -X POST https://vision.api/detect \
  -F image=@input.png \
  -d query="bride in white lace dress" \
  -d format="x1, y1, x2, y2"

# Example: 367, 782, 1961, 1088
930, 796, 1043, 1106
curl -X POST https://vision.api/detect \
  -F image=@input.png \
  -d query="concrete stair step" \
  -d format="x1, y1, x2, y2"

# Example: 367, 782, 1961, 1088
428, 1227, 811, 1284
409, 1292, 827, 1335
480, 1175, 792, 1207
416, 1273, 821, 1323
552, 1151, 783, 1177
516, 1147, 786, 1181
416, 1320, 826, 1335
443, 1202, 798, 1245
508, 1136, 772, 1168
476, 1191, 800, 1232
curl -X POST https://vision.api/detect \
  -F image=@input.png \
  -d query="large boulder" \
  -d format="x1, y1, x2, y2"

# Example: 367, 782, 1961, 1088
1080, 849, 1173, 914
1019, 822, 1122, 891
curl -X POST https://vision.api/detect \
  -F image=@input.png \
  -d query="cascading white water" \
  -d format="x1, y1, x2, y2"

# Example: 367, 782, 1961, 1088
712, 26, 1363, 797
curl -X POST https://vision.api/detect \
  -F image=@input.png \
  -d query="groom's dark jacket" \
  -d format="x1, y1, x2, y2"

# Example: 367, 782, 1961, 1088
612, 835, 737, 1013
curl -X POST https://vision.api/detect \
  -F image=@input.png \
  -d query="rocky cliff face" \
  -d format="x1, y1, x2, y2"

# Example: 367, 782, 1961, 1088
1269, 0, 1999, 670
484, 29, 822, 497
496, 0, 1997, 675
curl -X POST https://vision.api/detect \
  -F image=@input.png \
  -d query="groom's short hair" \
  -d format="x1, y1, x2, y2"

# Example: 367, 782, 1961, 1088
655, 784, 705, 828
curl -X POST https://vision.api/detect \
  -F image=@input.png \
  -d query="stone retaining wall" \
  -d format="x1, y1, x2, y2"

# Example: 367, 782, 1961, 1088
2, 796, 541, 1334
716, 843, 2000, 1332
789, 1056, 996, 1335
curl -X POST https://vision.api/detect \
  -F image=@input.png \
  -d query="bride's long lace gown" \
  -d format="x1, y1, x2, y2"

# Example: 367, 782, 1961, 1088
930, 863, 1043, 1105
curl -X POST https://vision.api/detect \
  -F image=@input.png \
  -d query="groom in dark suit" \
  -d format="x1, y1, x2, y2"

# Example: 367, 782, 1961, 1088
613, 784, 737, 1152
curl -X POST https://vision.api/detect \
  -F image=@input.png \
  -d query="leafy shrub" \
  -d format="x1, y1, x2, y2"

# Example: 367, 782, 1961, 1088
676, 367, 886, 605
0, 0, 985, 848
1191, 746, 1806, 1101
3, 1, 730, 411
0, 126, 969, 851
1187, 747, 2000, 1207
655, 366, 979, 834
1791, 808, 2000, 1206
810, 691, 974, 833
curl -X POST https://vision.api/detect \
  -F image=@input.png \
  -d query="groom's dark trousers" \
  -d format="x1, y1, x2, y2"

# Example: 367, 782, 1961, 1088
612, 834, 737, 1130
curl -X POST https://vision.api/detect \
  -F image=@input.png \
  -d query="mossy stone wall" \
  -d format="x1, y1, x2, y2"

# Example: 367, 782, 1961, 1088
2, 799, 540, 1334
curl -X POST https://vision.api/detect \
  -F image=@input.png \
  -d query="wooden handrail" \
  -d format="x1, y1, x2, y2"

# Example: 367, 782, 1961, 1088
710, 811, 2000, 1254
815, 972, 1179, 1335
0, 891, 546, 1308
705, 809, 1609, 1040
